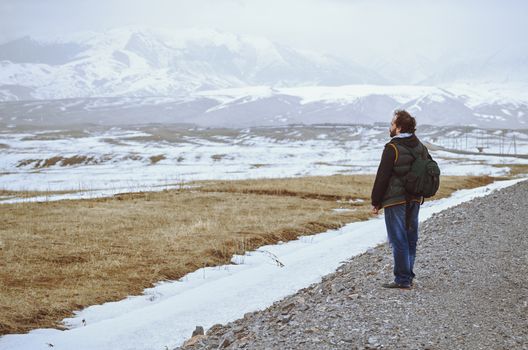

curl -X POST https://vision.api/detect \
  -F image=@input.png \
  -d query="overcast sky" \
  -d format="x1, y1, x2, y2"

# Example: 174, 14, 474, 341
1, 0, 526, 64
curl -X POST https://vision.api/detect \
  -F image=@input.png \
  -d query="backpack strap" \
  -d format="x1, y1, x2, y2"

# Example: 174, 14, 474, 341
387, 143, 399, 164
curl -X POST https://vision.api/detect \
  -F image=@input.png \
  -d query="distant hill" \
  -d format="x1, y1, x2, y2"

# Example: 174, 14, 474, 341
1, 85, 527, 129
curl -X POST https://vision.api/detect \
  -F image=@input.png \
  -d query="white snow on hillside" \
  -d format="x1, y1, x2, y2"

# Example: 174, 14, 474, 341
1, 125, 527, 203
0, 27, 386, 101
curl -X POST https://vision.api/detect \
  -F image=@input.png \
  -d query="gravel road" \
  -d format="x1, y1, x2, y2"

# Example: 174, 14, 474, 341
177, 180, 528, 350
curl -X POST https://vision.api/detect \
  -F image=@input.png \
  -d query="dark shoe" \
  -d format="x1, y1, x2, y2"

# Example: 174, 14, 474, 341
382, 281, 411, 289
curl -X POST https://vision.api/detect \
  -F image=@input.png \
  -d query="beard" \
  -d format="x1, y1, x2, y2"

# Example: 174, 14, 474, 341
389, 128, 397, 138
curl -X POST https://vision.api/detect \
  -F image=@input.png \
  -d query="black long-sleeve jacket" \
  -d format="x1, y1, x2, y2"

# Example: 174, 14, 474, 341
371, 142, 397, 209
371, 134, 430, 209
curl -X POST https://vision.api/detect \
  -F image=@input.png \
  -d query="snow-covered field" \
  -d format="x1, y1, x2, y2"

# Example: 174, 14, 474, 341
0, 177, 525, 350
1, 124, 527, 204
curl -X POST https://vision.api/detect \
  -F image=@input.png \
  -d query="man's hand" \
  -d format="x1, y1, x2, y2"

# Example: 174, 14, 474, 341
371, 205, 380, 215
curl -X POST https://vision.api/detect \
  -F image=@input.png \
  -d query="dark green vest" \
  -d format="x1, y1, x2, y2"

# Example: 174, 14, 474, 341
381, 141, 427, 208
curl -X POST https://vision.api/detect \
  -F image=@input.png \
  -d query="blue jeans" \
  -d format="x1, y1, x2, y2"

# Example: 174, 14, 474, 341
384, 202, 420, 286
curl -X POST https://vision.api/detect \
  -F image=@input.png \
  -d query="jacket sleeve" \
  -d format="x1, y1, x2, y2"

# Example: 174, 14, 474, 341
371, 144, 396, 209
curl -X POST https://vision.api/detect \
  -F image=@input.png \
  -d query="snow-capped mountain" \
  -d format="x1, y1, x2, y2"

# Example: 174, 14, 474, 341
0, 27, 387, 101
0, 27, 527, 128
1, 84, 527, 129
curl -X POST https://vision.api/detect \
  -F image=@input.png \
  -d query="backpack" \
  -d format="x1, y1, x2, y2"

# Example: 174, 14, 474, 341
400, 144, 440, 198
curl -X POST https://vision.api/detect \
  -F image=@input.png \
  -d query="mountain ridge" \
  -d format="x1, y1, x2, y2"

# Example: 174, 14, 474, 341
1, 27, 527, 128
0, 27, 388, 101
1, 84, 527, 129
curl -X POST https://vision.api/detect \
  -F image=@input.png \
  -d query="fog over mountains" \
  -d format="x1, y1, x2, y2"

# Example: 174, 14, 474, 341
0, 27, 527, 128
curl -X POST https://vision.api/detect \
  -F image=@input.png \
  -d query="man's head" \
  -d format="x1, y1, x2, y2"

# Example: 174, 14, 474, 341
390, 109, 416, 137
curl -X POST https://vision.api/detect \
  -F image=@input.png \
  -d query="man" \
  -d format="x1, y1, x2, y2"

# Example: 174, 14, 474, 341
371, 109, 432, 289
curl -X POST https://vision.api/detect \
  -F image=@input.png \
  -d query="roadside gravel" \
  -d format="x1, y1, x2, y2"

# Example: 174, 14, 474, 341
177, 180, 528, 350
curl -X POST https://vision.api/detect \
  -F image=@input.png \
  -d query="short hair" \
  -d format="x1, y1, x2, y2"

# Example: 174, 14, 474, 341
393, 109, 416, 133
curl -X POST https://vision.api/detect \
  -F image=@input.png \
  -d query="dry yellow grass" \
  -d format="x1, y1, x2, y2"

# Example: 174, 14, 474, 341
492, 163, 528, 177
20, 130, 90, 141
149, 154, 166, 164
16, 155, 101, 168
0, 189, 77, 199
193, 174, 375, 201
0, 174, 513, 335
